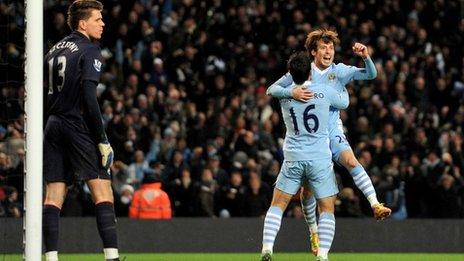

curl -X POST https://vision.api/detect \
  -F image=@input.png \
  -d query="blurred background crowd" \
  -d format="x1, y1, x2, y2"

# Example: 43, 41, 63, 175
1, 0, 463, 219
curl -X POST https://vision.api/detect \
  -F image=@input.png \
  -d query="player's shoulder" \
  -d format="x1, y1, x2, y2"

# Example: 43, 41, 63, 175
333, 62, 357, 78
82, 42, 101, 56
333, 62, 351, 71
68, 32, 100, 55
81, 42, 102, 72
80, 42, 103, 74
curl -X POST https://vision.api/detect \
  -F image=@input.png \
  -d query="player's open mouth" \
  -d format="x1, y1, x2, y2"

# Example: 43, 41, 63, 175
323, 57, 331, 62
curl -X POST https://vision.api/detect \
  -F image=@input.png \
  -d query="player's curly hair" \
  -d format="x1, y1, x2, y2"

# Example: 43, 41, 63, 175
304, 28, 340, 59
67, 0, 103, 30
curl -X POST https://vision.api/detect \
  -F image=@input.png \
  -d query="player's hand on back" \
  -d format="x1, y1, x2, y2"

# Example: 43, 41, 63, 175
352, 42, 370, 59
98, 141, 114, 170
292, 86, 314, 102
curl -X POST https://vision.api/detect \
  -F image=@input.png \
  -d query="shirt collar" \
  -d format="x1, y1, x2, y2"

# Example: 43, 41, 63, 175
71, 31, 91, 42
312, 62, 331, 75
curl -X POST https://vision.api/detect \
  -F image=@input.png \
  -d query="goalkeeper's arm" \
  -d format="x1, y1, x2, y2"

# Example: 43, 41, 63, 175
82, 79, 114, 169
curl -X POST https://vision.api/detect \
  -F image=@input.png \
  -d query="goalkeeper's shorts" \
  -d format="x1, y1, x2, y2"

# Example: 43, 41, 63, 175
43, 115, 111, 185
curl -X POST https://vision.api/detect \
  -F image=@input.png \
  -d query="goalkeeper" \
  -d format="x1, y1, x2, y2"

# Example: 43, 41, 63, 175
42, 1, 119, 260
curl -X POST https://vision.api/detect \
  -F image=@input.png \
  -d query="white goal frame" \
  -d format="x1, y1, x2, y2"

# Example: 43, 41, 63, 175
24, 0, 43, 260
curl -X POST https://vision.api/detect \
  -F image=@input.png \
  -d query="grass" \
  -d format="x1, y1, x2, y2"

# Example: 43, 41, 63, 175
2, 253, 464, 261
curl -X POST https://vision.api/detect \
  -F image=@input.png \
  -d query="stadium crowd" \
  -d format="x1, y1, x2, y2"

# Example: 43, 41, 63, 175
1, 0, 463, 219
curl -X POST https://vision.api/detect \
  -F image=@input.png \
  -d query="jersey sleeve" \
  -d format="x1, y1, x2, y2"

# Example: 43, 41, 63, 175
266, 73, 294, 98
81, 46, 102, 82
82, 80, 107, 143
337, 58, 377, 85
336, 63, 363, 85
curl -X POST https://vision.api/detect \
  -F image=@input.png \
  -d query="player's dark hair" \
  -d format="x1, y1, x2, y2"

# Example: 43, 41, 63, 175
287, 52, 311, 85
67, 0, 103, 30
305, 28, 340, 59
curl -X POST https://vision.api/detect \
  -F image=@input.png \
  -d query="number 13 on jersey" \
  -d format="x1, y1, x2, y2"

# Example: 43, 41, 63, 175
48, 56, 67, 94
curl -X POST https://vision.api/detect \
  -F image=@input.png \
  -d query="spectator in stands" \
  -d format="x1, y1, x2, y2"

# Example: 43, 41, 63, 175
163, 150, 188, 187
195, 168, 217, 217
0, 152, 12, 176
432, 173, 462, 218
404, 153, 427, 217
218, 170, 246, 217
336, 188, 363, 217
0, 186, 7, 217
129, 172, 172, 219
115, 184, 134, 217
242, 171, 271, 217
2, 186, 21, 217
128, 150, 150, 187
207, 155, 229, 189
171, 167, 196, 217
111, 160, 130, 195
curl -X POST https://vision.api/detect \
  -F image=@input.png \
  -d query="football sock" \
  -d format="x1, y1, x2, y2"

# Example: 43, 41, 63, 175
262, 206, 283, 254
43, 204, 60, 254
301, 196, 318, 234
350, 165, 379, 207
103, 248, 119, 260
95, 201, 119, 259
317, 212, 336, 259
45, 251, 58, 261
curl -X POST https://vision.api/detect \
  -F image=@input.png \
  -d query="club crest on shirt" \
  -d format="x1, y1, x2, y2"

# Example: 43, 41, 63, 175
93, 59, 102, 72
328, 73, 336, 81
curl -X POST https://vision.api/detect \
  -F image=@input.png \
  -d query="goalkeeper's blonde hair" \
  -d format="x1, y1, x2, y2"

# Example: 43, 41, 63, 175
305, 28, 340, 60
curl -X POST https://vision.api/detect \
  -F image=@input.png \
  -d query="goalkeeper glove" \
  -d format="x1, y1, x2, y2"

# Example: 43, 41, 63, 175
98, 141, 114, 170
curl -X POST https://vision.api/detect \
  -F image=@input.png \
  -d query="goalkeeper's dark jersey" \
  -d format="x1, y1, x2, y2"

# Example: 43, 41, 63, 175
44, 31, 102, 123
43, 31, 109, 185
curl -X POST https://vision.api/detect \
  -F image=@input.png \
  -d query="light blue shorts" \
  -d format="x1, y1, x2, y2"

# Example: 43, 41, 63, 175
329, 121, 352, 163
275, 159, 339, 199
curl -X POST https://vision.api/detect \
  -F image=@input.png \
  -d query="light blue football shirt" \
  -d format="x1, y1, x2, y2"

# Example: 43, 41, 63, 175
270, 80, 349, 161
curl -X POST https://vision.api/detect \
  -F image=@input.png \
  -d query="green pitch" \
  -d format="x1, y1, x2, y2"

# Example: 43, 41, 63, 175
2, 253, 464, 260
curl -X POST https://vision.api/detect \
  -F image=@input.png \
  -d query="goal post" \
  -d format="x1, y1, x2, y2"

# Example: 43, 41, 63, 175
24, 0, 43, 259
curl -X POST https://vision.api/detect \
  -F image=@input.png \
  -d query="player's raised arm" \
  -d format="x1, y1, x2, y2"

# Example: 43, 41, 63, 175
338, 43, 377, 85
352, 42, 377, 80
